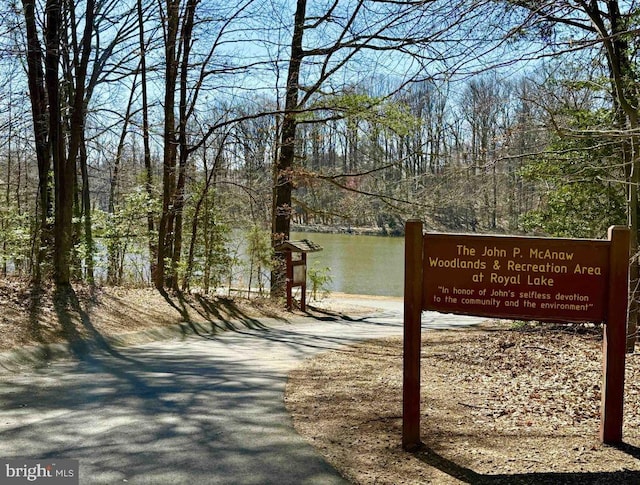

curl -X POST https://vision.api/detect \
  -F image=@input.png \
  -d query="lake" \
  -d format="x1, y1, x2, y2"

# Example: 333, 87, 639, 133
292, 231, 404, 297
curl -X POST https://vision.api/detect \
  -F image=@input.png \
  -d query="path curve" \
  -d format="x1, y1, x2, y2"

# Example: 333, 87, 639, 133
0, 296, 483, 484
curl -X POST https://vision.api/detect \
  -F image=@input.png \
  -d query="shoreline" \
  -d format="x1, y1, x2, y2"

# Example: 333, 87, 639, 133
321, 291, 402, 302
292, 224, 403, 237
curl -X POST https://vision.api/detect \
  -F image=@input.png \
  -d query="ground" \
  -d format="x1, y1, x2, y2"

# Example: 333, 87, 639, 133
0, 279, 302, 354
2, 281, 640, 483
285, 321, 640, 484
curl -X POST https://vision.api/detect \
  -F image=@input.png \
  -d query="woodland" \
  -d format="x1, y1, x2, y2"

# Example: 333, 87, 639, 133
0, 1, 636, 310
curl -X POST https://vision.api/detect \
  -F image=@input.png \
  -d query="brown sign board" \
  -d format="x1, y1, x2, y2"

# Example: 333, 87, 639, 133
422, 233, 610, 323
403, 221, 631, 450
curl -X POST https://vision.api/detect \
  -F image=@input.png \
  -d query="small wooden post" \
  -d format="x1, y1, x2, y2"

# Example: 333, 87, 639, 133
300, 253, 307, 312
285, 251, 293, 310
403, 220, 424, 450
600, 225, 630, 444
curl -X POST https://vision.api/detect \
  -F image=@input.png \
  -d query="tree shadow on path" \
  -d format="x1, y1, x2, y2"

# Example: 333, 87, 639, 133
52, 284, 126, 359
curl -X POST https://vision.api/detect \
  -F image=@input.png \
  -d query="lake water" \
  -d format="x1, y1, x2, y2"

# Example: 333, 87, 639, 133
90, 230, 405, 296
292, 231, 404, 297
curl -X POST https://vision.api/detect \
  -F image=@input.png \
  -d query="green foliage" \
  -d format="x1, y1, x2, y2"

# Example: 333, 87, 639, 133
307, 262, 332, 301
309, 92, 420, 136
520, 183, 625, 238
246, 224, 273, 294
182, 184, 234, 292
94, 187, 158, 284
0, 204, 31, 274
202, 222, 233, 290
247, 225, 272, 265
519, 106, 626, 239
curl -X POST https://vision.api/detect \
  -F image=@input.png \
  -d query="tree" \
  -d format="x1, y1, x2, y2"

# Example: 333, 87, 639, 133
270, 0, 493, 296
21, 0, 140, 287
154, 0, 256, 291
46, 0, 91, 287
271, 0, 305, 296
501, 0, 640, 345
22, 0, 52, 283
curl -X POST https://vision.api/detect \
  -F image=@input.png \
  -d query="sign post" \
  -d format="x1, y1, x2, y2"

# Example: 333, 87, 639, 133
403, 220, 424, 450
402, 221, 630, 450
601, 225, 630, 443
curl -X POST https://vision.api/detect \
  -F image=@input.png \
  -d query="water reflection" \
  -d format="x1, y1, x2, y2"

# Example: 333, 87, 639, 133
292, 232, 404, 297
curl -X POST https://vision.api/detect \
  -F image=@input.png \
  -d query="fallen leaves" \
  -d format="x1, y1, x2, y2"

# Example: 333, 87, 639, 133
285, 322, 640, 484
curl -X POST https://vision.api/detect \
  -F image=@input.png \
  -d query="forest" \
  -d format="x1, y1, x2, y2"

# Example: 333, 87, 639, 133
0, 1, 636, 309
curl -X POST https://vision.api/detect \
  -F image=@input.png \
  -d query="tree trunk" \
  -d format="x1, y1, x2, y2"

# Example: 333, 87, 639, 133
155, 0, 180, 290
271, 0, 306, 298
167, 0, 197, 291
45, 0, 72, 286
22, 0, 52, 283
137, 0, 156, 283
80, 136, 94, 284
107, 74, 139, 284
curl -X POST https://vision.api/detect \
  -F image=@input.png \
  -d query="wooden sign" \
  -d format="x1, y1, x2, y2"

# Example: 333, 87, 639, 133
275, 239, 322, 312
402, 221, 630, 451
423, 233, 610, 323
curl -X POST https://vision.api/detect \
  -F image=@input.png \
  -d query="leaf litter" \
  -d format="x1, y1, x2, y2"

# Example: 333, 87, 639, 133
285, 321, 640, 484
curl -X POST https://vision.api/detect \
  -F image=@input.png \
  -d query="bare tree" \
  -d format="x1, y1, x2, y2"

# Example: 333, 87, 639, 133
154, 0, 256, 290
270, 0, 498, 296
22, 0, 52, 283
21, 0, 140, 287
501, 0, 640, 346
